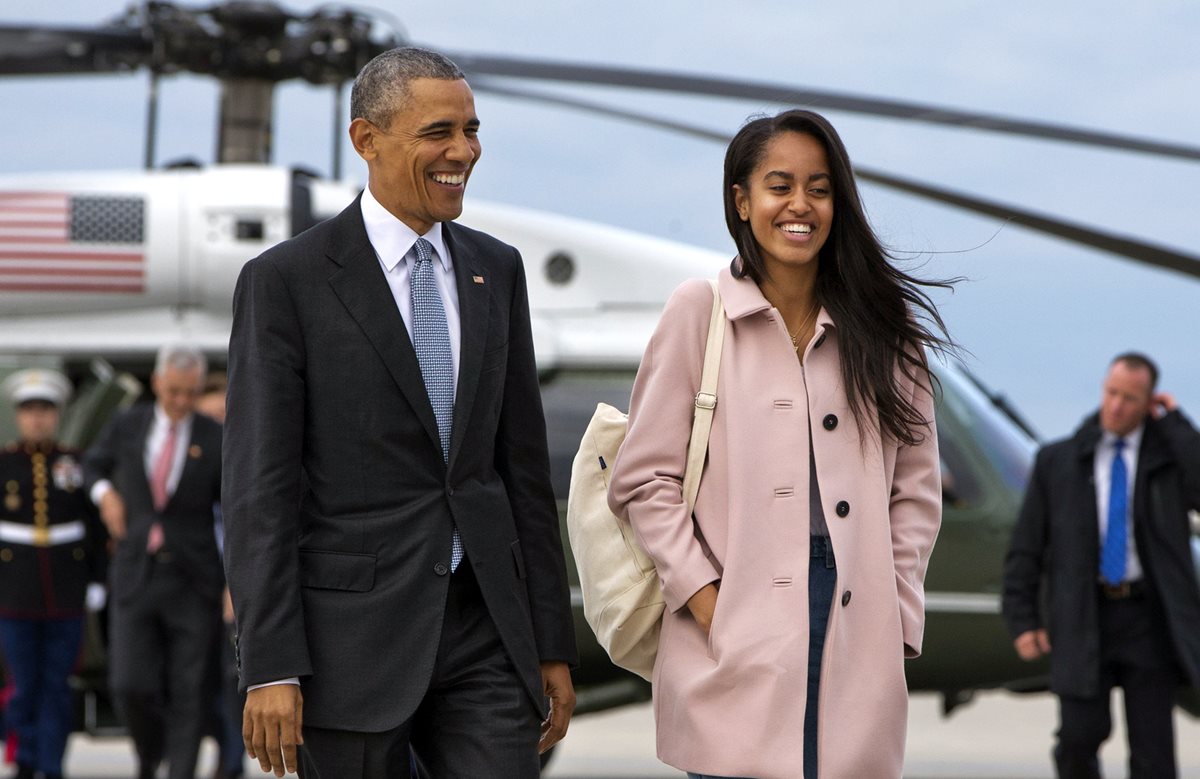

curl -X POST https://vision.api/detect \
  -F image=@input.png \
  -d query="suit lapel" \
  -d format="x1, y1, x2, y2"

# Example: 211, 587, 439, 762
168, 417, 206, 510
326, 200, 443, 457
445, 223, 491, 471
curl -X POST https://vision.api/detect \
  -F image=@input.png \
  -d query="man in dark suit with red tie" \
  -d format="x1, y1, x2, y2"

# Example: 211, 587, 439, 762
1003, 353, 1200, 778
223, 47, 577, 778
84, 344, 224, 779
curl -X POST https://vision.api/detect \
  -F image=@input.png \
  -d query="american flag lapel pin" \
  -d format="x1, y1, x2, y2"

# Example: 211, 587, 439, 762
472, 275, 485, 284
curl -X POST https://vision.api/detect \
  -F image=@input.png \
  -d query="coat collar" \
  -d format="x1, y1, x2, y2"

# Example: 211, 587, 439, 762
1071, 411, 1172, 472
716, 260, 836, 333
323, 195, 491, 471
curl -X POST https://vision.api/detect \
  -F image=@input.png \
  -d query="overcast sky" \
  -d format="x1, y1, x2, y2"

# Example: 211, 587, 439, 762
2, 1, 1197, 439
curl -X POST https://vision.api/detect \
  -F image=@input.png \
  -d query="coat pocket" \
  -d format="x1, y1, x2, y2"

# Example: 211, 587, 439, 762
298, 549, 376, 592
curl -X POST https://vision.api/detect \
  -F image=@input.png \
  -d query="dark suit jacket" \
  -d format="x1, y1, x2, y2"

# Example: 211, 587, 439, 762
84, 405, 224, 603
1002, 409, 1200, 697
222, 196, 577, 732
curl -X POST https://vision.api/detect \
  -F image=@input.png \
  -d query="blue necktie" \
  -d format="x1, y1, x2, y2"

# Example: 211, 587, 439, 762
1100, 439, 1128, 585
411, 237, 462, 571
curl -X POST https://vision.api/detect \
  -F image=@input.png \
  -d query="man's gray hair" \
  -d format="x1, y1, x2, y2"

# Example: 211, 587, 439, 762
350, 47, 465, 128
154, 343, 208, 378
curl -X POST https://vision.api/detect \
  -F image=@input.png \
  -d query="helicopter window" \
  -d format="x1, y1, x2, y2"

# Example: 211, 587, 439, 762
235, 219, 265, 241
545, 252, 576, 286
936, 429, 983, 509
934, 362, 1037, 494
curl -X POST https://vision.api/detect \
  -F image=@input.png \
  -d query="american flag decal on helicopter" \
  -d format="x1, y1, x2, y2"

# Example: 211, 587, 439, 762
0, 191, 146, 293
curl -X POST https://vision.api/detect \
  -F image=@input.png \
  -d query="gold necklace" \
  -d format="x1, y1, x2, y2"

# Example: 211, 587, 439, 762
787, 302, 820, 352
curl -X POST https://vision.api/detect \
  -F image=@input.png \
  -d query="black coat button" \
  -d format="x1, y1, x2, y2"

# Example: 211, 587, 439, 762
446, 486, 455, 497
841, 590, 852, 607
823, 414, 838, 431
434, 563, 449, 576
835, 500, 850, 517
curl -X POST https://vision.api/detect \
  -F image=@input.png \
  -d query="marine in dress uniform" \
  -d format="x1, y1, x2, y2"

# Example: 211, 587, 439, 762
0, 369, 107, 779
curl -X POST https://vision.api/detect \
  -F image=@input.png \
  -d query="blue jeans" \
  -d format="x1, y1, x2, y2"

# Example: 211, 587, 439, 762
0, 616, 85, 775
688, 536, 836, 779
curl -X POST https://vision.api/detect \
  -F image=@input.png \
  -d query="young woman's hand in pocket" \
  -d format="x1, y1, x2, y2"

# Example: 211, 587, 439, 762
686, 582, 720, 634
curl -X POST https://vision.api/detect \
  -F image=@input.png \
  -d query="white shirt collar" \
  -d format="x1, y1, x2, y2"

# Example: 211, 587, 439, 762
1102, 423, 1144, 453
360, 185, 452, 273
153, 403, 191, 432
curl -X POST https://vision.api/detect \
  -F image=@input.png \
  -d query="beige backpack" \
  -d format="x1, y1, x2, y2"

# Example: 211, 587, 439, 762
566, 280, 726, 680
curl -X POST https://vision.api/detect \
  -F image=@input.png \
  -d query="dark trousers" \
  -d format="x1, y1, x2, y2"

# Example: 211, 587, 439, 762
298, 561, 541, 779
0, 616, 84, 775
109, 557, 221, 779
1054, 589, 1180, 779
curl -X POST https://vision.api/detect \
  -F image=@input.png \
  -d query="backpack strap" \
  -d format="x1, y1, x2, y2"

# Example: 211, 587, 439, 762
682, 279, 726, 510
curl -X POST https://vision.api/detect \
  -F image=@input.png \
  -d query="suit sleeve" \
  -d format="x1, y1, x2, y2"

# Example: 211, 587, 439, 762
223, 256, 313, 687
82, 412, 121, 493
889, 368, 943, 659
492, 250, 578, 665
607, 280, 721, 613
1002, 447, 1050, 640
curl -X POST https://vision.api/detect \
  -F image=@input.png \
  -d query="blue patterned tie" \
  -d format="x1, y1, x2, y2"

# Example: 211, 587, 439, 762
411, 237, 462, 571
1100, 439, 1128, 585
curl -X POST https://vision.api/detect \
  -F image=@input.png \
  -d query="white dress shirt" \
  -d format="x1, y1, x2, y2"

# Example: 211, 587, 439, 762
90, 405, 193, 507
249, 189, 466, 693
361, 185, 462, 397
1094, 424, 1144, 582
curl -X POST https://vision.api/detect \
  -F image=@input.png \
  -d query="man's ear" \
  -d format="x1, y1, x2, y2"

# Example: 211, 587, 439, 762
349, 118, 377, 161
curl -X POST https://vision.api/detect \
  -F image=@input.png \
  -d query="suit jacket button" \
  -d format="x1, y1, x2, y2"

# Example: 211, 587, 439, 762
823, 414, 838, 431
835, 500, 850, 517
841, 590, 852, 607
434, 563, 449, 576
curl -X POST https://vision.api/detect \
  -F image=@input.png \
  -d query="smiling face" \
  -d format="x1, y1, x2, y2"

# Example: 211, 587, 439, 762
733, 131, 833, 276
351, 77, 481, 234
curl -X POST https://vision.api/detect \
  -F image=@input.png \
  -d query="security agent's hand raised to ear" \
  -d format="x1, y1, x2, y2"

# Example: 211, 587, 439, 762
1151, 392, 1178, 418
244, 684, 303, 776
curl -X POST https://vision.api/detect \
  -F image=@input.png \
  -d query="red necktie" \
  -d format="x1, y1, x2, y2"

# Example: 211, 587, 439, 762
147, 423, 177, 553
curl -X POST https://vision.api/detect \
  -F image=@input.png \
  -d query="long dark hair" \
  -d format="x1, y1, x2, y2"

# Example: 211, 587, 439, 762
723, 109, 954, 447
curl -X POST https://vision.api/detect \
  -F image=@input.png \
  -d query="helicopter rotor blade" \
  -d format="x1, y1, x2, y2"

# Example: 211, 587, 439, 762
454, 54, 1200, 163
0, 25, 150, 76
473, 79, 1200, 280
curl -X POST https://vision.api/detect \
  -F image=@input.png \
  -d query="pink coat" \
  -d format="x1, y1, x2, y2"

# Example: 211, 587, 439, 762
608, 268, 941, 779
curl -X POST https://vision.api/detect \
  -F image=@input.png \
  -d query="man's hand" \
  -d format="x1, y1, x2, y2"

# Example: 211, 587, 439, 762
1014, 629, 1051, 661
1151, 391, 1178, 418
223, 587, 236, 625
244, 684, 304, 776
539, 661, 575, 755
685, 582, 719, 634
99, 490, 127, 540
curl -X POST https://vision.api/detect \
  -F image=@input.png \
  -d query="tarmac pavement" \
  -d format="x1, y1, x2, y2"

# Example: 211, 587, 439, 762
53, 690, 1200, 778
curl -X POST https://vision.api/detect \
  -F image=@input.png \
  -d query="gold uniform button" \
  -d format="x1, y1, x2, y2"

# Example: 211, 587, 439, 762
73, 547, 85, 561
0, 549, 12, 562
34, 487, 48, 500
5, 481, 17, 493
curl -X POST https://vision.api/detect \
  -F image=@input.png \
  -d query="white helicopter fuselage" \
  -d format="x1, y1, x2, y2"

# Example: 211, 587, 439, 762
0, 164, 728, 368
